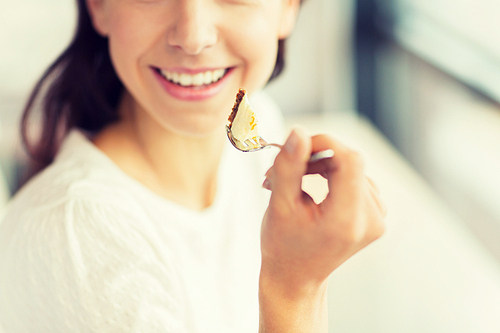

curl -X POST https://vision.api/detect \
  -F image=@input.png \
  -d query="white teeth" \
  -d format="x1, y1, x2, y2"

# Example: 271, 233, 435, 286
179, 73, 192, 86
172, 72, 179, 83
159, 68, 226, 86
204, 71, 213, 84
192, 73, 204, 86
213, 69, 225, 81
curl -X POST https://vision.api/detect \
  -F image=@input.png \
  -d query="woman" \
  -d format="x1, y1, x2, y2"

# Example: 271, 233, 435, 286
0, 0, 385, 331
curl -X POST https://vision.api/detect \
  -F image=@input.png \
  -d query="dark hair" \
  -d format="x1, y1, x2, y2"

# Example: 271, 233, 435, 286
21, 0, 289, 181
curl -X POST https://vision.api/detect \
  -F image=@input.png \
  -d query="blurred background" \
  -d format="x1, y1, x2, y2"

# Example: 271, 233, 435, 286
1, 0, 500, 331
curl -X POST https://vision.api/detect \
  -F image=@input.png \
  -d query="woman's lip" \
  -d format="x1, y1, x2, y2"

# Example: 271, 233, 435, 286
152, 67, 234, 101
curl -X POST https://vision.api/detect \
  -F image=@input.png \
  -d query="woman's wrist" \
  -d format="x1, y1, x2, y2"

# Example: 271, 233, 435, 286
258, 264, 329, 333
259, 258, 326, 299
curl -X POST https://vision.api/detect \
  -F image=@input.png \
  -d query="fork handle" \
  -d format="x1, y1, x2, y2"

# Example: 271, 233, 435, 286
265, 143, 283, 149
264, 142, 334, 163
308, 149, 335, 163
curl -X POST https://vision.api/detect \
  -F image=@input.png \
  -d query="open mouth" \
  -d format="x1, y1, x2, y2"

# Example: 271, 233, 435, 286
153, 67, 229, 88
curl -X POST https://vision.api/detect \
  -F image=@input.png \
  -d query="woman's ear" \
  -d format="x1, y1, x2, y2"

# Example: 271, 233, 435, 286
86, 0, 110, 36
278, 0, 301, 39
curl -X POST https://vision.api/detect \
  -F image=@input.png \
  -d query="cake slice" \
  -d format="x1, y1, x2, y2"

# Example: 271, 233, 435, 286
228, 89, 260, 147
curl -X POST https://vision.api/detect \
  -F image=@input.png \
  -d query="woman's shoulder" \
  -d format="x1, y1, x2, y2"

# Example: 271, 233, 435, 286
6, 131, 131, 213
0, 164, 146, 251
0, 131, 149, 247
0, 163, 185, 331
0, 133, 180, 310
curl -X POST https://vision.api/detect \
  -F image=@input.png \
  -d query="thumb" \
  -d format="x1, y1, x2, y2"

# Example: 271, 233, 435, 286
268, 128, 311, 203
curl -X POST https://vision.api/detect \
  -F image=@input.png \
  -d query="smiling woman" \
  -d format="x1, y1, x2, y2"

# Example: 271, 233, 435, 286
0, 0, 386, 332
19, 0, 297, 177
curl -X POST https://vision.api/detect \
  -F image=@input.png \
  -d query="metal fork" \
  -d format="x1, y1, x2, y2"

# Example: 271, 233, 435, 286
225, 125, 334, 163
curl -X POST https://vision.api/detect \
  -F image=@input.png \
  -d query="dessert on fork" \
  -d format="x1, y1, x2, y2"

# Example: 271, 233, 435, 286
227, 88, 261, 149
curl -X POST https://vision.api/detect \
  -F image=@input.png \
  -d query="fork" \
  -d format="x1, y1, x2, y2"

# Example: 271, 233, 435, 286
225, 125, 334, 163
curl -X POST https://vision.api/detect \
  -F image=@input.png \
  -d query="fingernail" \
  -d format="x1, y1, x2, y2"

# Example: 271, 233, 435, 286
262, 178, 271, 190
284, 129, 299, 154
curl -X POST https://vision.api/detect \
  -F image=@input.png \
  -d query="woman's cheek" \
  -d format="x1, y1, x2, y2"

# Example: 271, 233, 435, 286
108, 4, 161, 54
233, 17, 280, 86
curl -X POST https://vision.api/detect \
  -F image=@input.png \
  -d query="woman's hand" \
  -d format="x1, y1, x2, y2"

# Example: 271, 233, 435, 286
258, 128, 386, 333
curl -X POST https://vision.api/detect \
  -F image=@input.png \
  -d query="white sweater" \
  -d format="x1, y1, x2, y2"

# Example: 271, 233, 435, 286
0, 93, 284, 333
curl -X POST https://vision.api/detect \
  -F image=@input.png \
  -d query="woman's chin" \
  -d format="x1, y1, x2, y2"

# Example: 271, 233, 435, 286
162, 117, 226, 139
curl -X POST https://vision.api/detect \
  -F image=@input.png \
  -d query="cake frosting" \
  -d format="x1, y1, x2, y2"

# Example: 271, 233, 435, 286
228, 89, 260, 147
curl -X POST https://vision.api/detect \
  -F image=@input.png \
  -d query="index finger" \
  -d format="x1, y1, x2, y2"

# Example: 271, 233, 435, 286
306, 134, 354, 176
309, 135, 366, 206
267, 128, 312, 205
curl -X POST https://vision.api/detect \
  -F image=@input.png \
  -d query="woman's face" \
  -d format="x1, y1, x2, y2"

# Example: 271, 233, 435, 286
87, 0, 299, 136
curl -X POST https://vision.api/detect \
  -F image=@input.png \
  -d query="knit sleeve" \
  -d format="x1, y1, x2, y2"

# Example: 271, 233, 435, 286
0, 196, 188, 333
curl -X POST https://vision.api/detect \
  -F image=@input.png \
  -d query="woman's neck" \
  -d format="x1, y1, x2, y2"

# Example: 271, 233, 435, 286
93, 97, 226, 211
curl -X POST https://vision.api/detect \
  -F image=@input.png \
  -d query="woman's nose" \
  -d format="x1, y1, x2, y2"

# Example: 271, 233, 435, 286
167, 0, 218, 55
